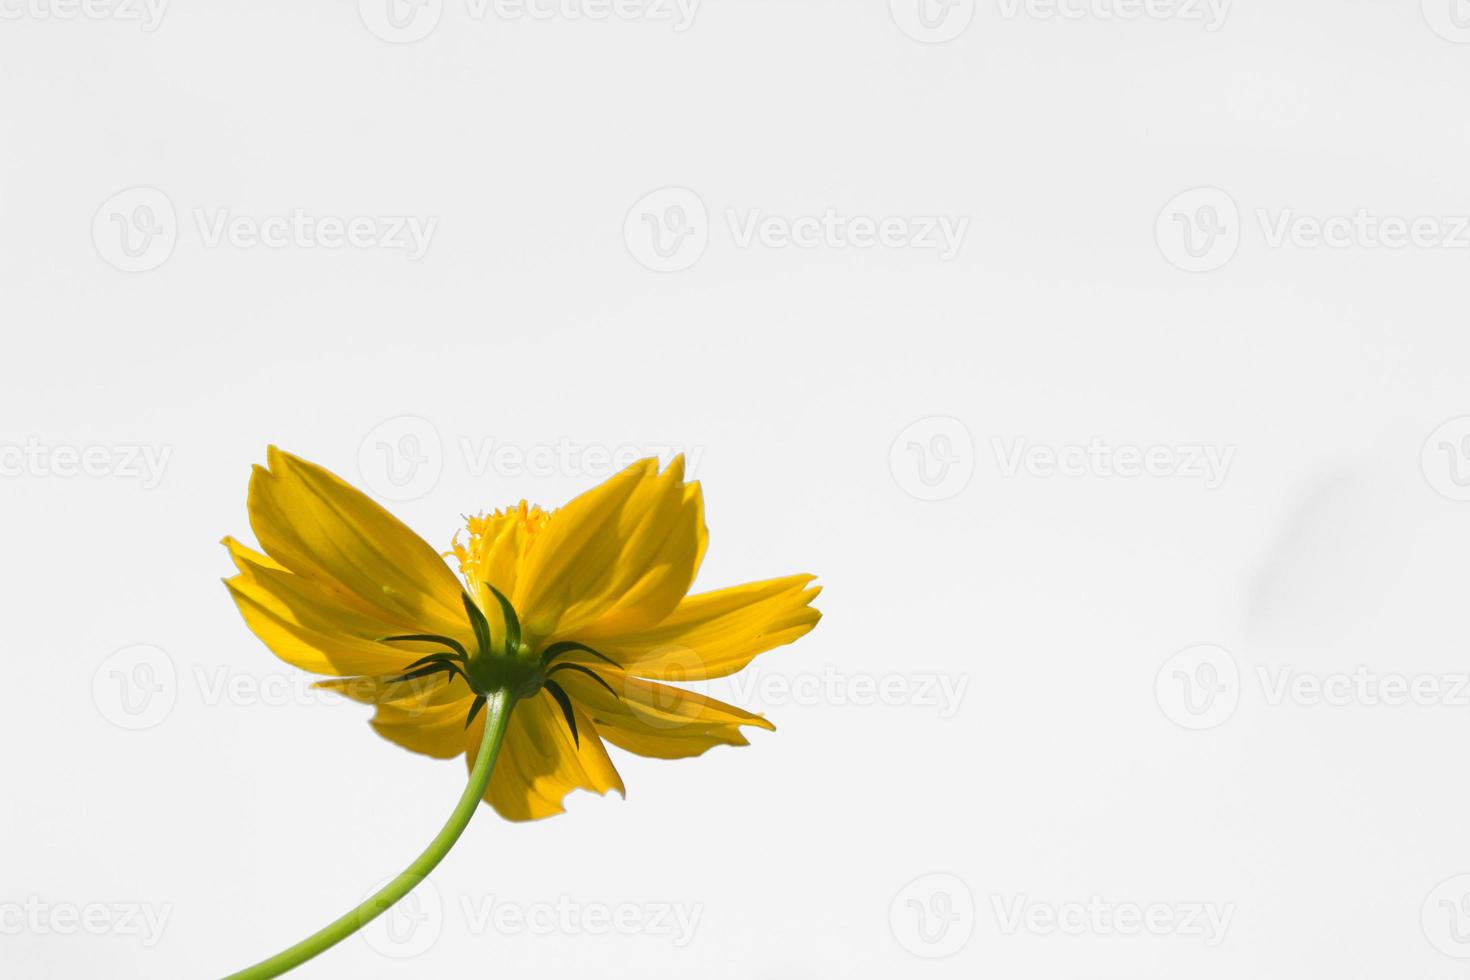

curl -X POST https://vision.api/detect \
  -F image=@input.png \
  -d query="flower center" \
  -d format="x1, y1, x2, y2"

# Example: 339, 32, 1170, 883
450, 502, 550, 601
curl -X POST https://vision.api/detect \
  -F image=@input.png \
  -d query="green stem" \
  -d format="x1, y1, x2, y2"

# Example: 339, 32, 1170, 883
223, 689, 516, 979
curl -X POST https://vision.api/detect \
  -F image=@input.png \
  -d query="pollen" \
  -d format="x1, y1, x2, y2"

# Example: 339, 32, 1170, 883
450, 501, 550, 595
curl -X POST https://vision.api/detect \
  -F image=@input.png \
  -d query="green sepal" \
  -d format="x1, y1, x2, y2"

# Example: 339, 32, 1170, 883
543, 679, 579, 746
399, 652, 466, 674
461, 591, 493, 658
379, 633, 470, 661
464, 695, 488, 730
389, 661, 465, 686
540, 641, 620, 669
484, 583, 522, 657
547, 662, 619, 698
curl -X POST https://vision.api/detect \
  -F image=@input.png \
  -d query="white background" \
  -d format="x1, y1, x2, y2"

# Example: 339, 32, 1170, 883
4, 0, 1470, 976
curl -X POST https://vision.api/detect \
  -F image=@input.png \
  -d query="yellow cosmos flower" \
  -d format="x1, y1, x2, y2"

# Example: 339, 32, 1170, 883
221, 447, 822, 822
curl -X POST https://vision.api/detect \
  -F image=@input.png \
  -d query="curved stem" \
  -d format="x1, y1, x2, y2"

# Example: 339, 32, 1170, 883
223, 689, 516, 979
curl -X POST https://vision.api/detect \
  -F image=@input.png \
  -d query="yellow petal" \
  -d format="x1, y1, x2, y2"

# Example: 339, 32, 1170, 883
371, 698, 477, 760
587, 575, 822, 680
222, 592, 401, 678
308, 675, 477, 760
468, 691, 625, 821
555, 666, 774, 760
246, 447, 472, 645
223, 537, 433, 677
314, 672, 472, 710
513, 457, 706, 642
